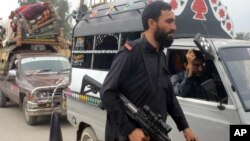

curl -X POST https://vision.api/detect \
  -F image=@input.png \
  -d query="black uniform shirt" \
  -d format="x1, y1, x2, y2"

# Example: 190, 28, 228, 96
100, 37, 189, 139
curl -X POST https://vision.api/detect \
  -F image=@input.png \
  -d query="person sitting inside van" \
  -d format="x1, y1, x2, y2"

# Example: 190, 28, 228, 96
94, 35, 117, 70
171, 49, 208, 99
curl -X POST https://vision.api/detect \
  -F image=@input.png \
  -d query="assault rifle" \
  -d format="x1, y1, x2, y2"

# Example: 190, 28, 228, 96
81, 74, 172, 141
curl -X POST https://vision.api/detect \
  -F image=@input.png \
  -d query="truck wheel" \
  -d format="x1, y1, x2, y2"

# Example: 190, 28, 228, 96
23, 96, 38, 125
0, 90, 7, 107
81, 127, 98, 141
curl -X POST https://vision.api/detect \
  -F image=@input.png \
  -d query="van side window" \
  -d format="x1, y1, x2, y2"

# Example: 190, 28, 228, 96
168, 49, 228, 103
72, 36, 94, 68
71, 32, 141, 70
121, 32, 141, 46
93, 34, 119, 70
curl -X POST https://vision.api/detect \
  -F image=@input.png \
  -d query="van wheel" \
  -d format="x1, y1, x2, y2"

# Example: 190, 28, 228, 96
81, 127, 98, 141
0, 90, 7, 107
23, 96, 38, 125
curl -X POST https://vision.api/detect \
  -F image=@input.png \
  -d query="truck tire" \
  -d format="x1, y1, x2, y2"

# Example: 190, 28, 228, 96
81, 127, 98, 141
0, 90, 7, 107
23, 96, 38, 125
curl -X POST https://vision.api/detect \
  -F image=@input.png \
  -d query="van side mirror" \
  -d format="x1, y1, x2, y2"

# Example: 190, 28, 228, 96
193, 33, 215, 60
201, 79, 225, 110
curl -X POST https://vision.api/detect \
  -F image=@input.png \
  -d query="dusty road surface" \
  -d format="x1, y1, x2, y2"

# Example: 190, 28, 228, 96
0, 102, 76, 141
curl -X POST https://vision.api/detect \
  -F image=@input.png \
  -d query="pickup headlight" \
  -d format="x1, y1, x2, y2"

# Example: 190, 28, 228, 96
36, 92, 49, 99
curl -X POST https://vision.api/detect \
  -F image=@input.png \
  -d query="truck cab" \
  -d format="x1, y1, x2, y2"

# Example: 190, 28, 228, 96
65, 0, 250, 141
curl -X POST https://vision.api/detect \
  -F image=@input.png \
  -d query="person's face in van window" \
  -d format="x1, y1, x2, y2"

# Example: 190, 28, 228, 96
154, 10, 176, 47
184, 59, 205, 77
191, 59, 204, 76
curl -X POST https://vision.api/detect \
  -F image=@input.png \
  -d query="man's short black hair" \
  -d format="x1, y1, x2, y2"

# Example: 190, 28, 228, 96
142, 1, 172, 30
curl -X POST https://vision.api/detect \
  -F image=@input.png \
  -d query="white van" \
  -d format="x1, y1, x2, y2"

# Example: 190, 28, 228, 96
64, 0, 250, 141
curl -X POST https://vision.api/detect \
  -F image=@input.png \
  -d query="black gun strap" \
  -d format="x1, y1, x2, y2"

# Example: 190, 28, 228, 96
137, 39, 155, 92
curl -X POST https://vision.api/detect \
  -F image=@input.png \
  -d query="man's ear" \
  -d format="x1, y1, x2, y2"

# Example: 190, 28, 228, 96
148, 19, 156, 30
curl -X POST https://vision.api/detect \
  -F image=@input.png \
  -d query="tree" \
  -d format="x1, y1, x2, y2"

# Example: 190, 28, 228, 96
236, 32, 244, 40
18, 0, 72, 40
245, 32, 250, 41
235, 32, 250, 41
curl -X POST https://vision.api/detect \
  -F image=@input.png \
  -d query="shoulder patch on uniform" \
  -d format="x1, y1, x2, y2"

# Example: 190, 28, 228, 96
124, 42, 133, 51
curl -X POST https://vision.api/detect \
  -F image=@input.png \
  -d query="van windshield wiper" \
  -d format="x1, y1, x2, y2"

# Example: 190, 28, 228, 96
57, 68, 70, 74
26, 69, 52, 76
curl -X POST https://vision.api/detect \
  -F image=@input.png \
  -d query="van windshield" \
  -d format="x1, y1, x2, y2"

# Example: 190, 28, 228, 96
220, 47, 250, 111
20, 56, 71, 75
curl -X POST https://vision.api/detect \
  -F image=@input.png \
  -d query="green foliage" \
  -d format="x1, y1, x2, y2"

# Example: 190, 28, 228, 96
235, 32, 250, 41
245, 33, 250, 41
18, 0, 72, 40
19, 0, 37, 5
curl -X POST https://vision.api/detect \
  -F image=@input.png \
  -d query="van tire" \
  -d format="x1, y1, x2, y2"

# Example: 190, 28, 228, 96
23, 96, 38, 125
0, 90, 7, 107
81, 127, 98, 141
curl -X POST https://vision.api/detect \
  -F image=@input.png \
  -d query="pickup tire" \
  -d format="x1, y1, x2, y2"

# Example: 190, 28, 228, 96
0, 90, 7, 107
81, 127, 98, 141
23, 96, 38, 125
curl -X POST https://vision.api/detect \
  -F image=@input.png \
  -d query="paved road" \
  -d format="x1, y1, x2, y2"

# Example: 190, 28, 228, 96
0, 102, 76, 141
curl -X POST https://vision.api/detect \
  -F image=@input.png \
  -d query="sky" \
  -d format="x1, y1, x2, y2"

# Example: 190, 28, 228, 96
0, 0, 250, 35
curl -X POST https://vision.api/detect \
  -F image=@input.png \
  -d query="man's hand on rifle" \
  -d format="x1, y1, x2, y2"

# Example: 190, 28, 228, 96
183, 128, 199, 141
128, 128, 150, 141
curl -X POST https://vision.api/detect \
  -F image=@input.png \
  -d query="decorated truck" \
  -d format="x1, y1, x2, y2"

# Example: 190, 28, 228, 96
64, 0, 250, 141
0, 1, 71, 125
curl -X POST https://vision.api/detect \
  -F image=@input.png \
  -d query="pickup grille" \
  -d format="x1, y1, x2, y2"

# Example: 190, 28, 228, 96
48, 88, 63, 97
35, 88, 64, 107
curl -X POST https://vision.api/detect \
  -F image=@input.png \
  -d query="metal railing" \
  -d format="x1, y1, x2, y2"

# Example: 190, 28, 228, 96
30, 82, 69, 109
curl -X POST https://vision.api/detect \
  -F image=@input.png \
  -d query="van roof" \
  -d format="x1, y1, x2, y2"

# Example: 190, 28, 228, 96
74, 0, 234, 39
74, 0, 144, 36
171, 38, 250, 50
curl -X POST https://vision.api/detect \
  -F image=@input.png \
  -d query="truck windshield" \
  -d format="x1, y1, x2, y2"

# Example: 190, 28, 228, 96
220, 47, 250, 111
20, 56, 70, 75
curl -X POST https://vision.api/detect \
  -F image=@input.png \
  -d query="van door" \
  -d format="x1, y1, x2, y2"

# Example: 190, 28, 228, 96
166, 48, 241, 141
168, 98, 240, 141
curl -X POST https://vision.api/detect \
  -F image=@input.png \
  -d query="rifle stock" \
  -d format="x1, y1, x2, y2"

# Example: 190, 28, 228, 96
82, 75, 172, 141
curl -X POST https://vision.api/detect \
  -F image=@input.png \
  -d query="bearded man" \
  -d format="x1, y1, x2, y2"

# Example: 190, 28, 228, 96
101, 1, 199, 141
